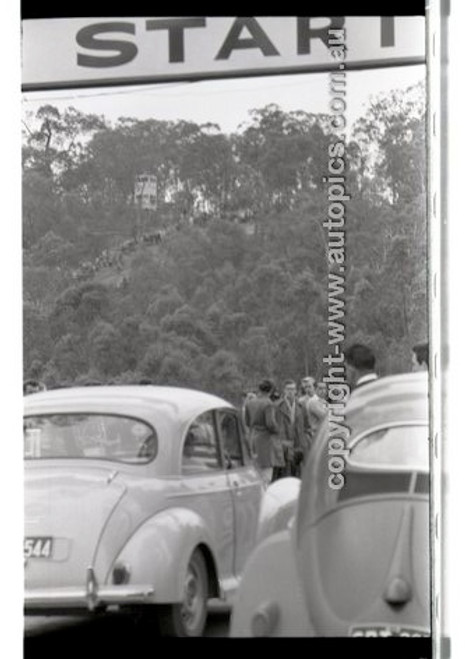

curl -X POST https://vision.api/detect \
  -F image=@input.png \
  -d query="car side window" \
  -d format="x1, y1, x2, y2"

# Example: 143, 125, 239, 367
217, 410, 244, 469
182, 411, 221, 473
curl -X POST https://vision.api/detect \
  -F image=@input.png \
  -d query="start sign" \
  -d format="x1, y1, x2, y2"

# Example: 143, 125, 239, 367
22, 16, 425, 91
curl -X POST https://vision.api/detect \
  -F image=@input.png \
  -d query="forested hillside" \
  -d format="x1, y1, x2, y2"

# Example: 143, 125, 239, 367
22, 84, 427, 403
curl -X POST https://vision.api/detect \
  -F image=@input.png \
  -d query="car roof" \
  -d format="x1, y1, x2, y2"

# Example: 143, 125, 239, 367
24, 385, 234, 430
345, 372, 428, 440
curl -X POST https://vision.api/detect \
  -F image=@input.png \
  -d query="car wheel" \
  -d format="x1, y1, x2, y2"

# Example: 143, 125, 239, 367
158, 549, 208, 637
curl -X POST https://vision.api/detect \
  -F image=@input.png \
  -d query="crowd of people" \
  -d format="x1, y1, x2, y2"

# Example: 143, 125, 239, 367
241, 341, 429, 486
62, 209, 257, 285
241, 375, 328, 486
69, 229, 168, 283
32, 209, 256, 288
24, 341, 429, 488
23, 379, 47, 395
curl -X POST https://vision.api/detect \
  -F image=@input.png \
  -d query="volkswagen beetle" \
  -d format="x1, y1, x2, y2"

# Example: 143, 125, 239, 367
230, 372, 431, 638
24, 385, 269, 636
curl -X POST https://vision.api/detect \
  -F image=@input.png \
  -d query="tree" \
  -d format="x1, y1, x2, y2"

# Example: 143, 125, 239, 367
352, 82, 426, 204
180, 124, 236, 215
89, 321, 125, 376
23, 104, 106, 181
49, 334, 88, 381
160, 305, 217, 354
234, 104, 331, 210
21, 96, 428, 388
28, 231, 76, 268
22, 170, 60, 247
49, 282, 111, 340
206, 350, 244, 403
238, 327, 276, 382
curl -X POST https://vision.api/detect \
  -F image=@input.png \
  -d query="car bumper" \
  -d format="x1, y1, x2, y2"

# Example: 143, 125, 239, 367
25, 567, 155, 612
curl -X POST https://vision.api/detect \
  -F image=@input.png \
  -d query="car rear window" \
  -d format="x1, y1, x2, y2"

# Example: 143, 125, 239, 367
349, 425, 429, 471
300, 423, 430, 526
24, 414, 158, 464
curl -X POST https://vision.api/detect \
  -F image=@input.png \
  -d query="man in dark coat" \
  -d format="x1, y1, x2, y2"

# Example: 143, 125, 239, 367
273, 379, 306, 480
245, 379, 283, 486
412, 342, 429, 372
345, 343, 378, 390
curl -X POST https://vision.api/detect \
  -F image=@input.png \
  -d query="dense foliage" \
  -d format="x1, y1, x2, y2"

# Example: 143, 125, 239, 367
22, 84, 427, 403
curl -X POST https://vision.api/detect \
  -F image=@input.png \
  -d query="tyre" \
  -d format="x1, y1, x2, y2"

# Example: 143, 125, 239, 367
158, 548, 209, 637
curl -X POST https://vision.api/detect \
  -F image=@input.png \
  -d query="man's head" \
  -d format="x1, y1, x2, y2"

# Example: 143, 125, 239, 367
243, 391, 256, 404
283, 379, 297, 402
257, 379, 275, 396
345, 344, 376, 386
316, 381, 328, 400
412, 343, 429, 372
301, 376, 316, 397
23, 379, 44, 395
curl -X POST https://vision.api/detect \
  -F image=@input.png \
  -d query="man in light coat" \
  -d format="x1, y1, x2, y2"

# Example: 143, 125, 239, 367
299, 376, 327, 454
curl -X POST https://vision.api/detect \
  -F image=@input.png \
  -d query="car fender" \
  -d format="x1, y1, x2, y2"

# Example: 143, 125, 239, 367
230, 526, 313, 637
109, 507, 219, 603
256, 477, 300, 544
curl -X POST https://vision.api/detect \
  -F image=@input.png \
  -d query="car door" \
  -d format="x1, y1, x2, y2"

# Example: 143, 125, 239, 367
180, 410, 235, 581
215, 408, 263, 576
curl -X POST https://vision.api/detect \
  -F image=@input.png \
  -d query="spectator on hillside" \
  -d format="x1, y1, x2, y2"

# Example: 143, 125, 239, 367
23, 380, 46, 395
412, 342, 429, 372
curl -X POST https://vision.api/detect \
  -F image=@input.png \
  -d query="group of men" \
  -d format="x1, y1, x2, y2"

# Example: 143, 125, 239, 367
242, 375, 328, 486
243, 341, 429, 486
23, 340, 429, 487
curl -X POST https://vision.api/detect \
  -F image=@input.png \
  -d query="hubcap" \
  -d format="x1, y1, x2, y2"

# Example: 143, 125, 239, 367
180, 563, 204, 633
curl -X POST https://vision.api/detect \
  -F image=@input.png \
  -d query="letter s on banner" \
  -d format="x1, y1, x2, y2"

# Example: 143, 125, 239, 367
76, 22, 138, 68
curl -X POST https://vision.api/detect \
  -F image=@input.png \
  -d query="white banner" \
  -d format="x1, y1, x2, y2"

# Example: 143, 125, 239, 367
22, 16, 426, 91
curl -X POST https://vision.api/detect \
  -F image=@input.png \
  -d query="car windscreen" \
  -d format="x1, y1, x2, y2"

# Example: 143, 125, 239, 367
24, 413, 158, 463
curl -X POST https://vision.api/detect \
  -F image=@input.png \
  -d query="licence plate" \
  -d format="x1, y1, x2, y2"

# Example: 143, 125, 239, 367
24, 537, 54, 559
350, 625, 430, 638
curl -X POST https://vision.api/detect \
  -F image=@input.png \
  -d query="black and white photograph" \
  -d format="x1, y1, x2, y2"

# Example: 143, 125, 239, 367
12, 5, 440, 656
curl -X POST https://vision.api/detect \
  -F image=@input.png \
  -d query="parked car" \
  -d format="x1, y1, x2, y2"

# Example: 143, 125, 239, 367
230, 372, 430, 637
24, 385, 277, 636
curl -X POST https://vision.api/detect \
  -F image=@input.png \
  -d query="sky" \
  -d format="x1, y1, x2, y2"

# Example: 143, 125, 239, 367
22, 64, 425, 136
